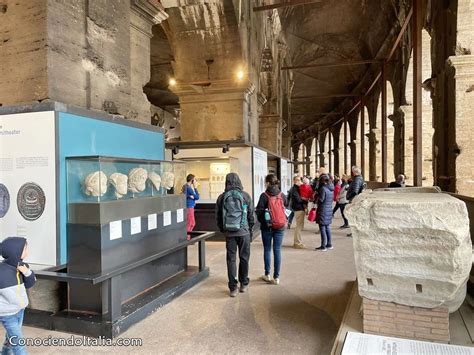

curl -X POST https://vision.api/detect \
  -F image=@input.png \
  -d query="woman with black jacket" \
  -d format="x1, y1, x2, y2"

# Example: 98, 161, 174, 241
256, 174, 288, 285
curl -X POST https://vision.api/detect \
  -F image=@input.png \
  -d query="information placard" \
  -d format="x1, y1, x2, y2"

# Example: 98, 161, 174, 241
177, 209, 184, 223
252, 147, 268, 207
163, 211, 172, 226
148, 214, 157, 230
130, 217, 141, 235
109, 220, 122, 240
0, 112, 57, 265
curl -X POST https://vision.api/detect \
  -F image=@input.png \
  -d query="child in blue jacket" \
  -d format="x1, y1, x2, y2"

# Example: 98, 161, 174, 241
0, 237, 36, 355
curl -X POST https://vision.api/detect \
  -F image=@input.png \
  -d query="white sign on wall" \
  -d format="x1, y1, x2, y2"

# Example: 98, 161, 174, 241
0, 112, 57, 265
280, 159, 288, 194
252, 147, 268, 207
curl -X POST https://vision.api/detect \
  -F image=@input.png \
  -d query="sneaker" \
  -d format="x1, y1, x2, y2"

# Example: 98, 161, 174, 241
339, 225, 349, 229
315, 246, 328, 252
347, 233, 352, 237
327, 245, 334, 250
239, 284, 248, 293
272, 278, 280, 285
293, 243, 306, 249
229, 289, 238, 297
261, 274, 273, 283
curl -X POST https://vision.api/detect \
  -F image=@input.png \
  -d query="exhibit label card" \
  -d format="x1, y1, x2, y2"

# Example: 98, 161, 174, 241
130, 217, 141, 235
177, 209, 184, 223
109, 220, 122, 240
163, 211, 172, 226
148, 213, 157, 230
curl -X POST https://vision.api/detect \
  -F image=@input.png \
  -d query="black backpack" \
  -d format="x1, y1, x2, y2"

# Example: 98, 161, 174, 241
222, 190, 248, 232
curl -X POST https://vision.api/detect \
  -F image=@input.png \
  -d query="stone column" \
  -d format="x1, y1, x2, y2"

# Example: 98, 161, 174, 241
448, 55, 474, 196
129, 0, 169, 124
349, 141, 357, 170
368, 129, 381, 181
399, 105, 414, 186
292, 145, 301, 174
304, 138, 313, 176
259, 116, 283, 156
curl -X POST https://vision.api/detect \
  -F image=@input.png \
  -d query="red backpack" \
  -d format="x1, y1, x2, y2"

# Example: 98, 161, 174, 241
265, 192, 287, 229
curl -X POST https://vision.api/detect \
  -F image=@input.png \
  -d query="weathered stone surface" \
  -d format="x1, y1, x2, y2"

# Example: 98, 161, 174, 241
346, 190, 472, 312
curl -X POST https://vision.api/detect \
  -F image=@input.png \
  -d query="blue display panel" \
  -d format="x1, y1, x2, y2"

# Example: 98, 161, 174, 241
58, 112, 164, 264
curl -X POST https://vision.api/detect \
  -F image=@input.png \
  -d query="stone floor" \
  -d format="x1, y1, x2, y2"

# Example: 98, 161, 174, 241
3, 216, 357, 354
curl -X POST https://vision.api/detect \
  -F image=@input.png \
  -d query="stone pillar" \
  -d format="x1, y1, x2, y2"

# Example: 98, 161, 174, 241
390, 111, 404, 179
304, 138, 313, 176
368, 129, 381, 181
399, 105, 414, 186
448, 55, 474, 196
318, 136, 326, 170
259, 116, 283, 156
129, 0, 169, 124
292, 145, 300, 174
349, 141, 357, 170
173, 81, 255, 142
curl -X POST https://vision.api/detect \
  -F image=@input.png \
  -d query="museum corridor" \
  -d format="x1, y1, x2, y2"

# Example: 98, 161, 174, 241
1, 0, 474, 354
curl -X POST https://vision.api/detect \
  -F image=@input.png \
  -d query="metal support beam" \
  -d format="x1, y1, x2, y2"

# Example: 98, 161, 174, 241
381, 62, 388, 182
360, 99, 366, 176
253, 0, 322, 11
291, 112, 342, 116
344, 117, 348, 175
413, 0, 422, 186
387, 7, 414, 62
282, 60, 381, 71
291, 94, 359, 100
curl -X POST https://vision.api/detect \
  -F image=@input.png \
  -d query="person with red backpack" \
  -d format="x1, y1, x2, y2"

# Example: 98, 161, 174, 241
256, 174, 288, 285
216, 173, 254, 297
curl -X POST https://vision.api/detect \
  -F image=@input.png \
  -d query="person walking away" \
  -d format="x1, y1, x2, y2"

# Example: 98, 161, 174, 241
389, 174, 406, 188
332, 175, 342, 215
289, 176, 307, 249
0, 237, 36, 355
184, 174, 200, 239
256, 174, 288, 285
315, 176, 335, 251
346, 166, 365, 237
334, 175, 350, 228
216, 173, 254, 297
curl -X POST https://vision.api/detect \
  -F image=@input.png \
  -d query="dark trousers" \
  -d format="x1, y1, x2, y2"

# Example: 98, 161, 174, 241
333, 203, 349, 226
319, 224, 332, 248
226, 235, 251, 290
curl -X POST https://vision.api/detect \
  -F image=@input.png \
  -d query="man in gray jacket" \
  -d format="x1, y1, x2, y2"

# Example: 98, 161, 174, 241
216, 173, 254, 297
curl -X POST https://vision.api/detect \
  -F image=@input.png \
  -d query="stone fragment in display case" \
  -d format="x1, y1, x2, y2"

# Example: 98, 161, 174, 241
128, 168, 148, 194
109, 173, 128, 199
148, 171, 162, 194
84, 171, 108, 198
346, 189, 472, 312
162, 171, 175, 191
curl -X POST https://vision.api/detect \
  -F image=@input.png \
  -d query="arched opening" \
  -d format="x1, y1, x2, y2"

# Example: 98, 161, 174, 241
310, 138, 317, 176
338, 124, 346, 176
387, 81, 395, 180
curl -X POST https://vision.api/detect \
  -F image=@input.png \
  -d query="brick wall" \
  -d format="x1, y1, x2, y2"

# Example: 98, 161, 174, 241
363, 298, 450, 343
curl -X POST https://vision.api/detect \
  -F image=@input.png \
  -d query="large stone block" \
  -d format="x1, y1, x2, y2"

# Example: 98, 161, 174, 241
346, 189, 472, 312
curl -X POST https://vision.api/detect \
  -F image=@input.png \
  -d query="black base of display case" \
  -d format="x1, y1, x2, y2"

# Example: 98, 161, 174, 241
24, 266, 209, 338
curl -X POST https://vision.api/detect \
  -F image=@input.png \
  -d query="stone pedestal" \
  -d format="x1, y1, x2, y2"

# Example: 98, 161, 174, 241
448, 55, 474, 196
363, 298, 450, 343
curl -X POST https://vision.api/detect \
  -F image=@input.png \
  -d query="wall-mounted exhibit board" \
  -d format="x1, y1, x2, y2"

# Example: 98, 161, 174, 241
252, 147, 268, 207
0, 104, 165, 266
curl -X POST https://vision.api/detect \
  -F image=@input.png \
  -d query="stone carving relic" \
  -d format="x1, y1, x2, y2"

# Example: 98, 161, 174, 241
0, 183, 10, 218
84, 171, 108, 197
162, 171, 175, 191
17, 182, 46, 221
109, 173, 128, 199
128, 167, 148, 194
148, 171, 161, 191
346, 189, 472, 312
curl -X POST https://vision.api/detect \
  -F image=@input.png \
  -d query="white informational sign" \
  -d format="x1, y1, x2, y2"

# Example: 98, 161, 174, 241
280, 159, 288, 194
177, 208, 184, 223
130, 217, 141, 235
0, 112, 57, 265
163, 211, 172, 226
109, 220, 122, 240
252, 147, 268, 207
148, 214, 157, 230
342, 332, 474, 355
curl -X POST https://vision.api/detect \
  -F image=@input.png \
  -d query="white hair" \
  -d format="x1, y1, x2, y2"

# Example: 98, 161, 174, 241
352, 166, 361, 175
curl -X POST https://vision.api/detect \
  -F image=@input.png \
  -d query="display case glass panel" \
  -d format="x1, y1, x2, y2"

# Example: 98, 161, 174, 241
66, 156, 185, 203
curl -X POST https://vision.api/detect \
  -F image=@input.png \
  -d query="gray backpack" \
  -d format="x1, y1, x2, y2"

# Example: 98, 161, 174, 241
222, 190, 248, 232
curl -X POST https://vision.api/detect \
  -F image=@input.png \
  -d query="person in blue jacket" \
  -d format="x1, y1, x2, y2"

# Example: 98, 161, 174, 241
0, 237, 36, 355
184, 174, 200, 238
315, 175, 335, 252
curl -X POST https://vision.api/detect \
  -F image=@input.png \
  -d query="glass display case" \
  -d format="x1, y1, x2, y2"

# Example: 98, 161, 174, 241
179, 157, 238, 202
66, 156, 185, 203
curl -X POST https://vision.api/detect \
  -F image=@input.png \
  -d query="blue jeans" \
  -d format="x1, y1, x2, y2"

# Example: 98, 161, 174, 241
0, 309, 27, 355
261, 229, 285, 279
319, 224, 332, 248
